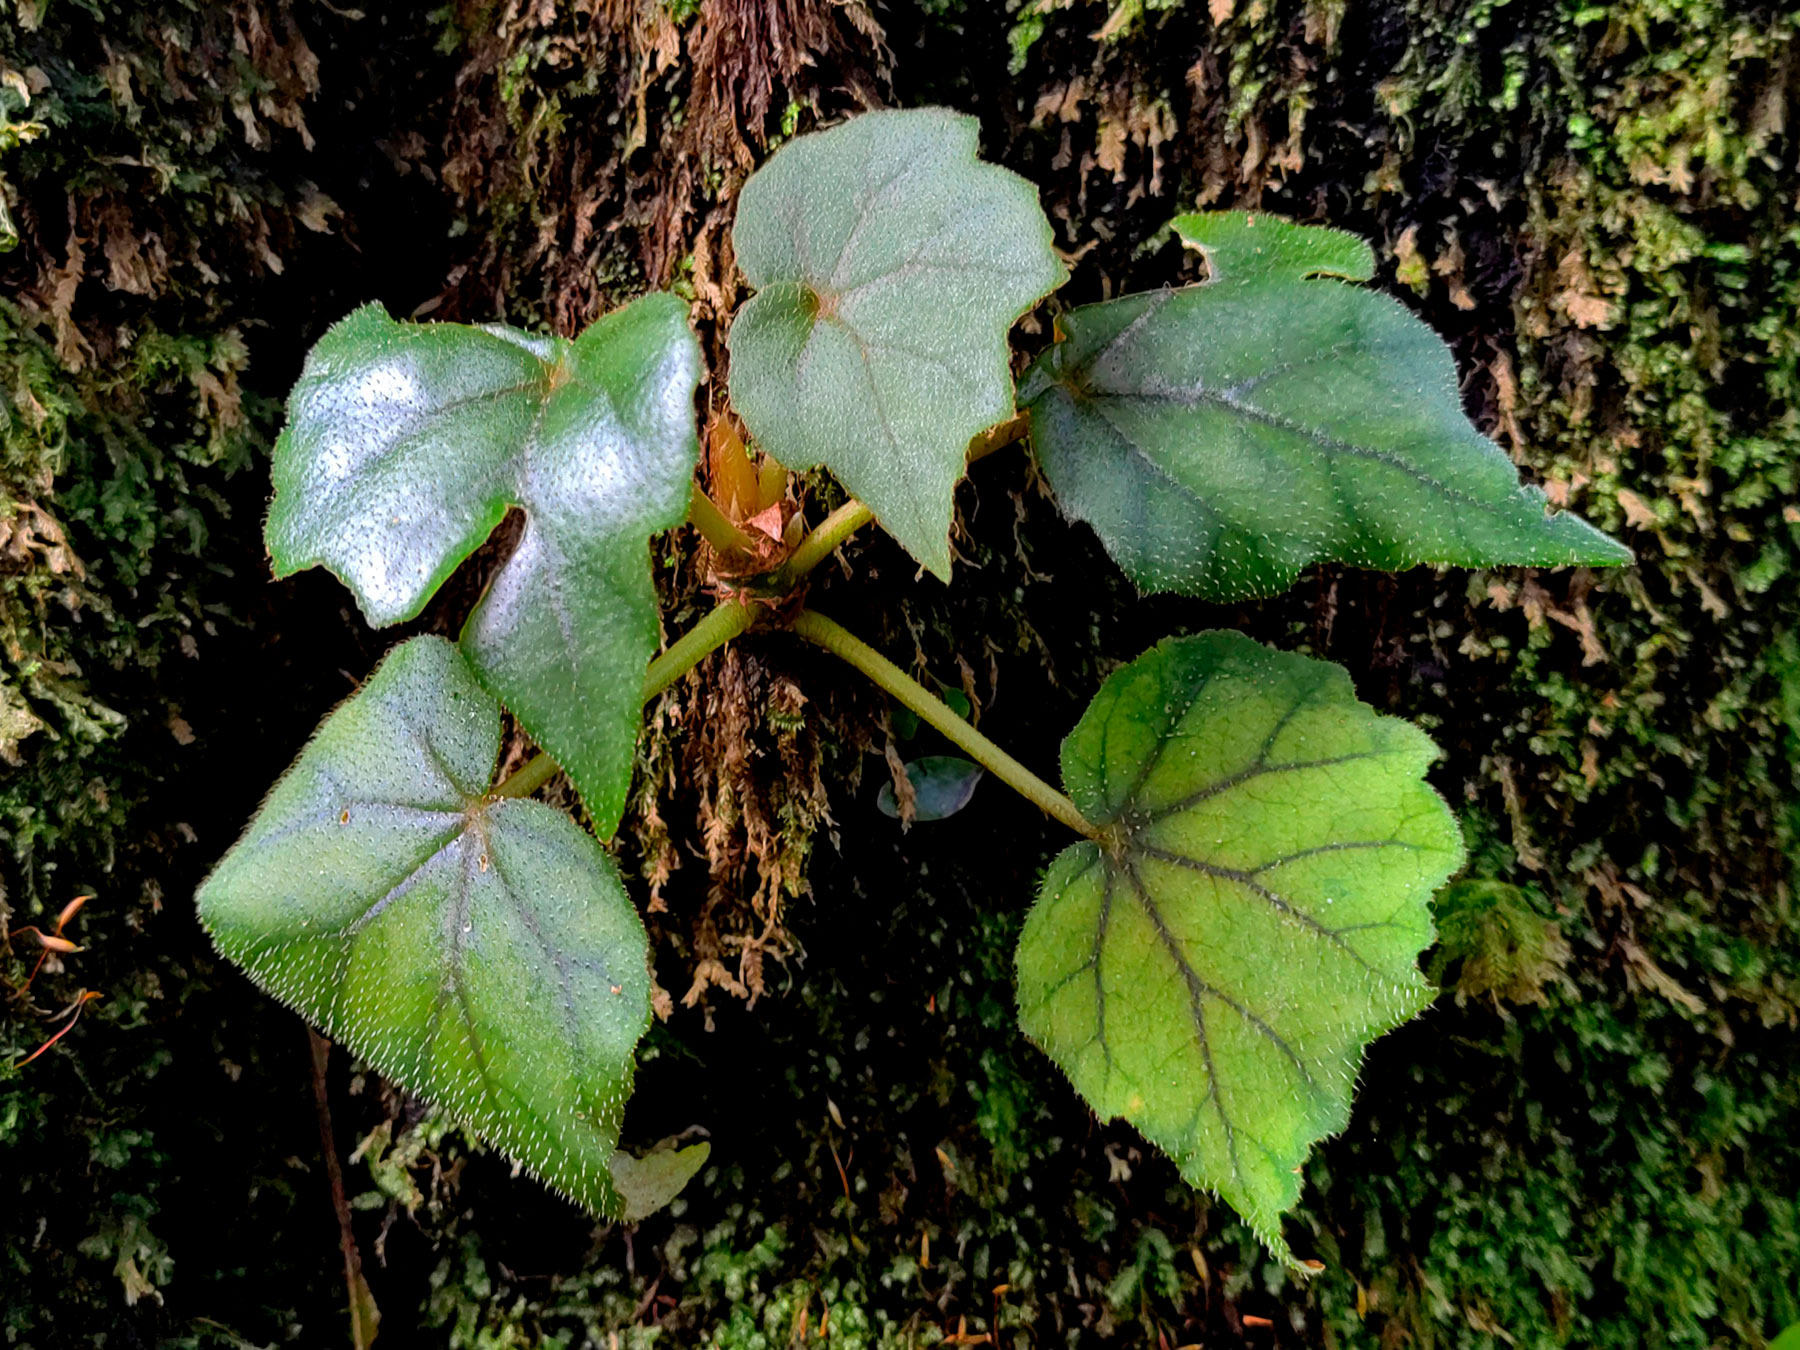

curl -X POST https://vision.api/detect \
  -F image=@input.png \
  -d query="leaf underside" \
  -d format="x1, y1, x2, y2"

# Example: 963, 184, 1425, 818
197, 637, 653, 1216
1016, 632, 1464, 1263
728, 107, 1067, 578
877, 755, 985, 821
1020, 212, 1632, 600
265, 294, 701, 838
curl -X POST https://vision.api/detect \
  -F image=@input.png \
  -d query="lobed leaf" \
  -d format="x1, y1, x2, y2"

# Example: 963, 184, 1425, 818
197, 637, 654, 1217
1019, 212, 1632, 599
1016, 631, 1464, 1263
728, 107, 1066, 578
266, 294, 702, 837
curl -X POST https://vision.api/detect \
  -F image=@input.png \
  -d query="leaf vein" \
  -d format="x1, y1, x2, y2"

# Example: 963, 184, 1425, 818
1121, 863, 1326, 1105
1136, 750, 1383, 824
1133, 845, 1384, 979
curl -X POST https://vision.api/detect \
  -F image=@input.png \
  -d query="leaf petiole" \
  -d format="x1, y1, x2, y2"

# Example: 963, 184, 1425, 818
778, 499, 873, 583
788, 608, 1099, 841
641, 599, 758, 702
491, 750, 561, 799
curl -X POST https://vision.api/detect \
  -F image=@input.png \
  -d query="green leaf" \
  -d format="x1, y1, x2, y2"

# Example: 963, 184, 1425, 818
609, 1140, 711, 1222
266, 294, 702, 837
1019, 212, 1632, 599
728, 107, 1066, 578
1015, 631, 1464, 1263
891, 704, 921, 741
197, 636, 652, 1217
891, 684, 968, 740
876, 755, 985, 821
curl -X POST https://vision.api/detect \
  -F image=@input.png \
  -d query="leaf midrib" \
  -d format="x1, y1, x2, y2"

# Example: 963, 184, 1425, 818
1086, 379, 1494, 533
381, 805, 621, 1196
1048, 285, 1517, 551
1114, 857, 1318, 1192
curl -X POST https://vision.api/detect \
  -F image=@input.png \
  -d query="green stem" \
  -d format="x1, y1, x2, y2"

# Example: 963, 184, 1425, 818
492, 599, 758, 798
788, 608, 1099, 841
689, 483, 757, 556
641, 598, 756, 702
778, 499, 873, 583
492, 750, 560, 799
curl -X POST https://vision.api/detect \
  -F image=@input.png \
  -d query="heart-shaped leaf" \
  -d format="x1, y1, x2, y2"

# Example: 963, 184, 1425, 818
266, 293, 702, 838
1020, 212, 1631, 599
197, 636, 652, 1216
1016, 631, 1464, 1263
728, 107, 1066, 578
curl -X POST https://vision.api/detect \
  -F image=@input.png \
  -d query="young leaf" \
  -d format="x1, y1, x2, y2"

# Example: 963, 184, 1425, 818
1019, 212, 1632, 599
1015, 632, 1464, 1264
266, 293, 702, 838
728, 107, 1066, 578
891, 704, 922, 741
197, 636, 652, 1217
876, 755, 985, 821
610, 1141, 712, 1223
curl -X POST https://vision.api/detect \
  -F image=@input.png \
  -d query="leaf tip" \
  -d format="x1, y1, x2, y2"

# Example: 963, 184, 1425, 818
1589, 532, 1637, 567
1170, 211, 1376, 285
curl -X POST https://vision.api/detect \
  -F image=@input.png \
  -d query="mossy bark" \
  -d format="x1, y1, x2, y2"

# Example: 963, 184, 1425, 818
2, 0, 1795, 1346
